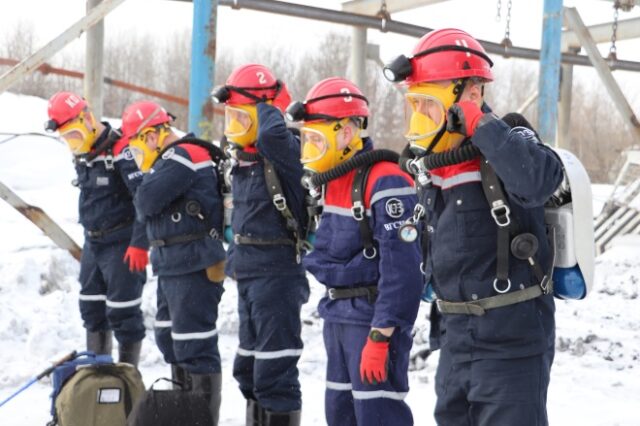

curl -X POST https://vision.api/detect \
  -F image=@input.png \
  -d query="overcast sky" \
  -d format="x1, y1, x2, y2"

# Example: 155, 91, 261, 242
1, 0, 639, 96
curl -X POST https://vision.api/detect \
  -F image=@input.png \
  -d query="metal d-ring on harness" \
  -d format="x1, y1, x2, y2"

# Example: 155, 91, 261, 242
351, 164, 377, 260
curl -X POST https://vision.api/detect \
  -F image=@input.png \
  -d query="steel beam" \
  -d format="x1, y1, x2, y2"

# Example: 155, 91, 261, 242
342, 0, 450, 15
0, 0, 125, 94
564, 7, 640, 141
85, 0, 105, 119
538, 0, 563, 145
188, 0, 218, 139
171, 0, 640, 73
562, 17, 640, 50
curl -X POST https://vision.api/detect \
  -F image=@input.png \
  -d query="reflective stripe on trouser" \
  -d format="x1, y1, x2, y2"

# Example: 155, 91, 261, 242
323, 322, 414, 426
233, 274, 310, 412
434, 344, 554, 426
78, 240, 146, 344
154, 270, 224, 374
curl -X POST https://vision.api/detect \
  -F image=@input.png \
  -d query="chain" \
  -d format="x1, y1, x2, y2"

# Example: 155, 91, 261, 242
609, 1, 620, 60
496, 0, 502, 21
504, 0, 512, 42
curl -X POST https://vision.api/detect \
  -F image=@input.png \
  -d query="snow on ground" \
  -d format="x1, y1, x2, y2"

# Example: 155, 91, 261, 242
0, 92, 638, 425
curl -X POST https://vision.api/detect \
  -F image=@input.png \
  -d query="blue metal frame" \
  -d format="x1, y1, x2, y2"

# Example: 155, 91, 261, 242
189, 0, 219, 138
537, 0, 563, 146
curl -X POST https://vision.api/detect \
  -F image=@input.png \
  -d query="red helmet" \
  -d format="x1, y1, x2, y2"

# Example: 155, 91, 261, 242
409, 28, 493, 83
213, 64, 281, 105
121, 101, 172, 139
384, 28, 493, 84
286, 77, 369, 123
47, 91, 87, 128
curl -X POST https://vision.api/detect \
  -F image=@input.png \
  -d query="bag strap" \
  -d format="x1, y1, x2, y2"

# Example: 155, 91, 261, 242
351, 164, 377, 260
150, 377, 184, 390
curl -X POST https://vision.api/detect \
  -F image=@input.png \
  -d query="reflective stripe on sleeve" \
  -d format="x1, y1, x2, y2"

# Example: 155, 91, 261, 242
154, 320, 172, 328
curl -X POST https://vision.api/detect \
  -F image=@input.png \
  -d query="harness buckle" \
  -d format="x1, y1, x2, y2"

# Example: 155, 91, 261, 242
208, 228, 220, 240
490, 201, 511, 227
328, 288, 337, 300
539, 275, 551, 294
104, 155, 114, 171
272, 194, 287, 211
351, 201, 365, 221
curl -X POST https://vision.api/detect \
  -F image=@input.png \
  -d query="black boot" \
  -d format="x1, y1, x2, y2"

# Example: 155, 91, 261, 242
171, 364, 192, 390
246, 399, 265, 426
86, 330, 113, 356
263, 410, 301, 426
191, 373, 222, 426
118, 340, 142, 367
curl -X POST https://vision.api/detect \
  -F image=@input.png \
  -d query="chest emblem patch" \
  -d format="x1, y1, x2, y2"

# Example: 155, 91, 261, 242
385, 198, 404, 219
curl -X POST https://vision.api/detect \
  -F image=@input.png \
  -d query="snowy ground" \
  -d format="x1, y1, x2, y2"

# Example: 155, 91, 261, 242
0, 92, 638, 425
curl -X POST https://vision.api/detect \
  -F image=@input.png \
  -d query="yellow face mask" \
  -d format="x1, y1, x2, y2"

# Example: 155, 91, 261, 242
300, 119, 363, 173
128, 127, 169, 172
224, 104, 258, 148
58, 110, 98, 155
405, 82, 463, 153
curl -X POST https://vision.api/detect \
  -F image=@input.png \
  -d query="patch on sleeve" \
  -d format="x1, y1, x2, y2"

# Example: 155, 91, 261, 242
511, 126, 541, 144
385, 198, 405, 219
161, 147, 175, 160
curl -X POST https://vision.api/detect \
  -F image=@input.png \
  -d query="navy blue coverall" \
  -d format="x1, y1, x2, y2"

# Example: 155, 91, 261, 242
77, 123, 147, 345
134, 138, 226, 374
303, 140, 423, 426
422, 111, 564, 425
225, 103, 310, 413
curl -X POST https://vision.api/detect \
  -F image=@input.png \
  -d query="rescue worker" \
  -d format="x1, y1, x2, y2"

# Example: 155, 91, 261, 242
285, 77, 422, 426
211, 64, 309, 426
45, 92, 147, 366
383, 28, 564, 425
122, 101, 226, 425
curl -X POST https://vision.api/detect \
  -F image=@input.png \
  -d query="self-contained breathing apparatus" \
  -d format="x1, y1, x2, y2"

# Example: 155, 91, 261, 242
399, 113, 594, 308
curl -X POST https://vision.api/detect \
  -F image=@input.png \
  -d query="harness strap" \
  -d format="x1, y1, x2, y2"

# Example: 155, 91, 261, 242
233, 235, 295, 246
351, 164, 376, 259
149, 228, 219, 248
263, 158, 307, 262
436, 280, 553, 316
327, 285, 378, 304
86, 219, 134, 239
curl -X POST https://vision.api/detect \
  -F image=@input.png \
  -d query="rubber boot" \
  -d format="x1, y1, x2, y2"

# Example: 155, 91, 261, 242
86, 330, 113, 356
246, 399, 266, 426
263, 410, 301, 426
118, 340, 142, 367
171, 364, 192, 390
191, 373, 222, 426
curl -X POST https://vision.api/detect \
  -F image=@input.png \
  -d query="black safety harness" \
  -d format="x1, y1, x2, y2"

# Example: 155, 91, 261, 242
408, 114, 555, 316
306, 149, 400, 304
75, 125, 122, 171
148, 138, 227, 249
228, 147, 313, 264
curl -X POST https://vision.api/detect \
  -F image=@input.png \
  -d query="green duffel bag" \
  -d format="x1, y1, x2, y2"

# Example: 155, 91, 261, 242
53, 363, 145, 426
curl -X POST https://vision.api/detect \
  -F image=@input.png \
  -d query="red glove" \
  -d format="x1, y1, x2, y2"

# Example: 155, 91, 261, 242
360, 338, 390, 385
123, 246, 148, 272
446, 100, 485, 137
